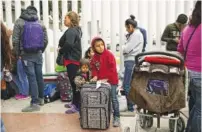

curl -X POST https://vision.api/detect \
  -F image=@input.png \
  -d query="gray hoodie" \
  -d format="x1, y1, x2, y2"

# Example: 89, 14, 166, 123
122, 29, 143, 61
12, 6, 48, 57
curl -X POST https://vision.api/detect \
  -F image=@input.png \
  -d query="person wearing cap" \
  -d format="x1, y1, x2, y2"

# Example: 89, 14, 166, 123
161, 14, 188, 51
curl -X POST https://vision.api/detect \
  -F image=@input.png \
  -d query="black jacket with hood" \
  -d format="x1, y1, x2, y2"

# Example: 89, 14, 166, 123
59, 26, 82, 62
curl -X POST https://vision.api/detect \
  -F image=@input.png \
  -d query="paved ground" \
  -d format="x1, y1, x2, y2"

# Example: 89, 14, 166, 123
1, 98, 188, 132
1, 49, 189, 132
1, 113, 120, 132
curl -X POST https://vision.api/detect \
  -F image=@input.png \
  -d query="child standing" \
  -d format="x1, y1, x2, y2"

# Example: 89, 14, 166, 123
90, 37, 120, 127
65, 59, 91, 113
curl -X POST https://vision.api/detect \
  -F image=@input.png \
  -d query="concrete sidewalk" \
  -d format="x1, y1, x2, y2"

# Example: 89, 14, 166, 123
1, 98, 188, 132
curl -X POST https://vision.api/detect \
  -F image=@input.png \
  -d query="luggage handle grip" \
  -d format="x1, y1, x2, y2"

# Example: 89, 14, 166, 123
135, 51, 184, 67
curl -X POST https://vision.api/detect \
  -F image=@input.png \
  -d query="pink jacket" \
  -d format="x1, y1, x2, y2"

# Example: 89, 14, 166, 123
177, 24, 201, 72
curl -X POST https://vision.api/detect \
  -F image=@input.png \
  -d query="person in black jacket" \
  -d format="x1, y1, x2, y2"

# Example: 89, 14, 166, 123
58, 11, 82, 114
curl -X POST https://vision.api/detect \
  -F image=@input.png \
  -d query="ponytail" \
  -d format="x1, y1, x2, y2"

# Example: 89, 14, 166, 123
125, 15, 137, 28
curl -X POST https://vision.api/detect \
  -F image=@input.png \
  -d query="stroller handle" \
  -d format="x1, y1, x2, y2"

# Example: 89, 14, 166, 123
135, 51, 184, 67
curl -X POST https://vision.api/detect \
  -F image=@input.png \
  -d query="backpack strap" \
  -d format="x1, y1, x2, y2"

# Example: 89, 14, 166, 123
184, 26, 198, 61
25, 20, 39, 24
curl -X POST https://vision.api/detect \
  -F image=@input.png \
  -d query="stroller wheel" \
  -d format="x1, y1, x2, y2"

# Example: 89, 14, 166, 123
145, 117, 153, 128
169, 116, 185, 132
139, 115, 146, 129
124, 127, 130, 132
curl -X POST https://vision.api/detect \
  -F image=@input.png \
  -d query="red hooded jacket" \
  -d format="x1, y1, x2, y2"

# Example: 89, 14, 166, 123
90, 37, 118, 85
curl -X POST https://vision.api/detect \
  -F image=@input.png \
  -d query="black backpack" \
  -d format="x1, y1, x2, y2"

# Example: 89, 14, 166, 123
1, 81, 18, 100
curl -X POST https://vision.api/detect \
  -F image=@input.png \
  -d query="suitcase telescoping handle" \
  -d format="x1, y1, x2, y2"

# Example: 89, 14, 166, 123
135, 51, 184, 67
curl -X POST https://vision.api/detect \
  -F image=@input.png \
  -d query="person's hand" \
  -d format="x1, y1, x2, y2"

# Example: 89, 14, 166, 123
57, 47, 61, 52
7, 29, 13, 37
81, 78, 86, 84
90, 76, 97, 82
174, 37, 180, 44
101, 79, 108, 83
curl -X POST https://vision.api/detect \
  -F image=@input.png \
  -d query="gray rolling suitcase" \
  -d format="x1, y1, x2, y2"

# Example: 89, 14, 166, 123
80, 83, 111, 129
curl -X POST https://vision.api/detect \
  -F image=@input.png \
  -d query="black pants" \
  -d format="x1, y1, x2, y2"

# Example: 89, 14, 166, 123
66, 64, 80, 109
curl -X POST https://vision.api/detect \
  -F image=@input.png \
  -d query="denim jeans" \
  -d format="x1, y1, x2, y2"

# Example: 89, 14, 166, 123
188, 90, 195, 114
15, 59, 29, 95
111, 85, 120, 118
22, 54, 44, 104
123, 61, 135, 111
1, 118, 5, 132
186, 70, 201, 132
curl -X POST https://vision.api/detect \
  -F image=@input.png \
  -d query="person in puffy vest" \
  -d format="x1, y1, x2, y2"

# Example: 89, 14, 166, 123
12, 6, 48, 112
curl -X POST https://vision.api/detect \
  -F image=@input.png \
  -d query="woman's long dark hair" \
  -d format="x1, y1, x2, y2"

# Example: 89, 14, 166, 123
1, 22, 13, 70
190, 1, 201, 27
